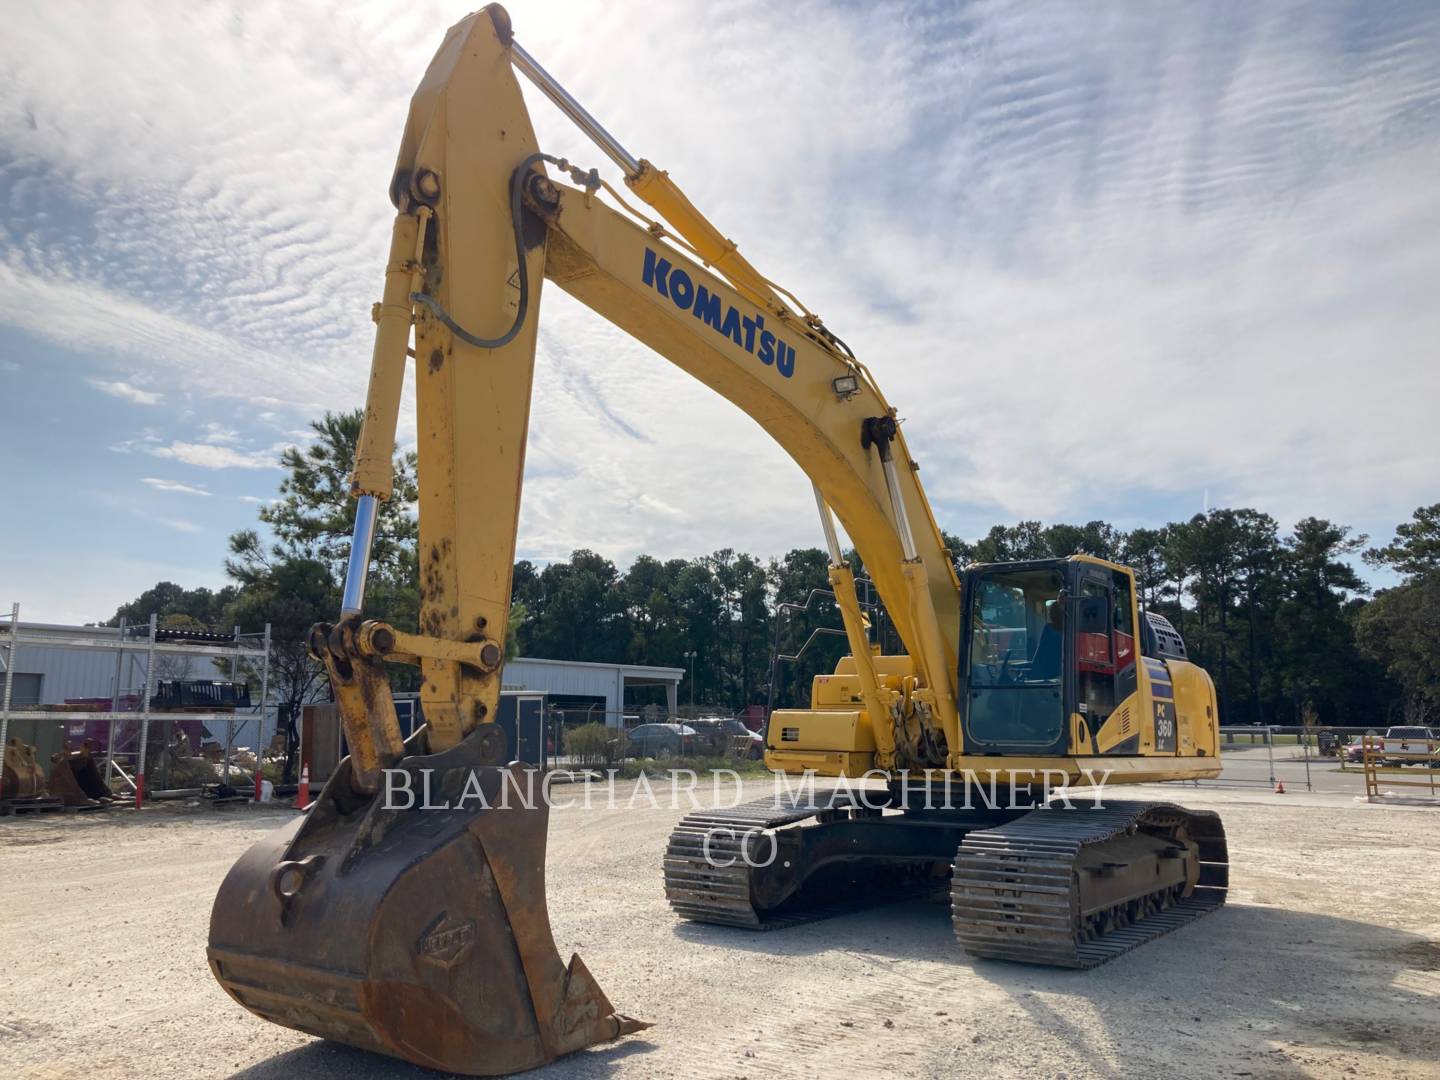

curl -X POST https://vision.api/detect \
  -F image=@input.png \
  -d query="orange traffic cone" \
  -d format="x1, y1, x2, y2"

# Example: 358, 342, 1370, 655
295, 764, 310, 810
1274, 780, 1285, 794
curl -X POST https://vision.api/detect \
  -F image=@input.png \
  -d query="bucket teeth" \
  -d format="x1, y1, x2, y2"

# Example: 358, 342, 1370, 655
209, 749, 643, 1076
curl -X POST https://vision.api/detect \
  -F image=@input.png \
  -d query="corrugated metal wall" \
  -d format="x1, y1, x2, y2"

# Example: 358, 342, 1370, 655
6, 642, 213, 704
502, 659, 681, 726
504, 659, 622, 723
8, 643, 127, 703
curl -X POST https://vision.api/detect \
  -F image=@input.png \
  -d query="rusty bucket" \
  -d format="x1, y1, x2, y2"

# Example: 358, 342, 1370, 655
48, 742, 114, 806
208, 726, 645, 1075
3, 737, 48, 799
67, 741, 117, 800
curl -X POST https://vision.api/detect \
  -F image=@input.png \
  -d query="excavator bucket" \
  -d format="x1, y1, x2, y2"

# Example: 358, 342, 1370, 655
48, 742, 113, 806
68, 741, 117, 800
2, 737, 48, 799
208, 726, 646, 1075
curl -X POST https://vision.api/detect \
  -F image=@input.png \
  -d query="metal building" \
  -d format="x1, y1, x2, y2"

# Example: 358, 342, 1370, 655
501, 657, 682, 727
4, 621, 682, 735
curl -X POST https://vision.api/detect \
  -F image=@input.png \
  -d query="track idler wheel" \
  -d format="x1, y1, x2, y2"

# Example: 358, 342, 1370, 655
207, 728, 646, 1075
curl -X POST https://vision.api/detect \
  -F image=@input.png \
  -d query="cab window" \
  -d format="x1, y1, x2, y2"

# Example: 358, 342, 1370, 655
966, 568, 1066, 748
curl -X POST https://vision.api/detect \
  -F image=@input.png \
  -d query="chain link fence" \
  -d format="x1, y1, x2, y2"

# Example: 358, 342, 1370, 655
545, 707, 764, 770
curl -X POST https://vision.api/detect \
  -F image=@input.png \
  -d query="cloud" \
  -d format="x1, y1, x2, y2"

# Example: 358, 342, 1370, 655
151, 516, 203, 535
146, 440, 286, 470
2, 0, 1439, 580
109, 431, 163, 454
87, 377, 161, 405
198, 422, 242, 446
141, 477, 211, 496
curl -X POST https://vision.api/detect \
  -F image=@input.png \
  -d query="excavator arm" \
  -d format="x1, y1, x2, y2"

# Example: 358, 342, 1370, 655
322, 5, 964, 787
210, 6, 967, 1075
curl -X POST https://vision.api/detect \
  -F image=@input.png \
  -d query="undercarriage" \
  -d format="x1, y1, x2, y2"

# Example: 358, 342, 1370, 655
664, 787, 1228, 967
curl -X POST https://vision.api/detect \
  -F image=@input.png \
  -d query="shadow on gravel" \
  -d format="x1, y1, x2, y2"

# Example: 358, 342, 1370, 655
218, 901, 1436, 1077
975, 905, 1440, 1071
671, 893, 956, 962
227, 1033, 658, 1080
680, 898, 1440, 1070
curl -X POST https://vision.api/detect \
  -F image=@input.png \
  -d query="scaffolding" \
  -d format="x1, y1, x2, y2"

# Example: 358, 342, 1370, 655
0, 603, 271, 807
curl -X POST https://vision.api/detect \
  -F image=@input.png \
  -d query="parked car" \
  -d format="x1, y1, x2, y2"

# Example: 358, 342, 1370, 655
688, 718, 765, 759
626, 722, 697, 758
1384, 726, 1438, 766
1345, 727, 1438, 766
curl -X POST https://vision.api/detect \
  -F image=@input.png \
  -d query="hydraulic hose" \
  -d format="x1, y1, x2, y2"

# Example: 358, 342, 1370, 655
410, 151, 563, 351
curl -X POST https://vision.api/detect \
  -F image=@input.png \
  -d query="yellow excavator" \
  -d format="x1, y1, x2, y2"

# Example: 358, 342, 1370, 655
209, 7, 1228, 1075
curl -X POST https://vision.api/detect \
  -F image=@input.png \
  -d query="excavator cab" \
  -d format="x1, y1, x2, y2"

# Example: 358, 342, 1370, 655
959, 556, 1140, 755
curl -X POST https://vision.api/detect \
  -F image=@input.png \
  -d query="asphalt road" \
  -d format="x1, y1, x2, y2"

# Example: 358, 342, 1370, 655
1211, 741, 1440, 796
1212, 741, 1359, 793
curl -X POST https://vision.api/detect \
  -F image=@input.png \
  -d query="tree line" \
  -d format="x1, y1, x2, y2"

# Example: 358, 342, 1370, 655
107, 411, 1440, 730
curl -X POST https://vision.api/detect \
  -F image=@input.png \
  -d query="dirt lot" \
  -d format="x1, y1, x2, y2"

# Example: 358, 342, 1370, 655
3, 779, 1439, 1080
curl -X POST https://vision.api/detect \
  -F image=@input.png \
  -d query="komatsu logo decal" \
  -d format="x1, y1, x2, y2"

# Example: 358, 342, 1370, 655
641, 248, 796, 378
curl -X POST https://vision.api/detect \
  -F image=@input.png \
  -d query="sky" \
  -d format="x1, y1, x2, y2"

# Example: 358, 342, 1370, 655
1, 0, 1438, 624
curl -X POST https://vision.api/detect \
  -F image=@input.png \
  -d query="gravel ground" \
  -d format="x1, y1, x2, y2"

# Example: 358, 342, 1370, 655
2, 779, 1438, 1080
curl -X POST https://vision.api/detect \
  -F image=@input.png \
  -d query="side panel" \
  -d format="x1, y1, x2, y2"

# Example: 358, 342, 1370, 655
1089, 655, 1218, 764
1092, 692, 1146, 756
1143, 657, 1178, 753
1168, 660, 1220, 758
765, 703, 876, 776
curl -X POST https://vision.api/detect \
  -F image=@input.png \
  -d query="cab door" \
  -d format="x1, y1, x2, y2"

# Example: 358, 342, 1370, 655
1072, 565, 1139, 738
960, 563, 1069, 756
1074, 568, 1116, 734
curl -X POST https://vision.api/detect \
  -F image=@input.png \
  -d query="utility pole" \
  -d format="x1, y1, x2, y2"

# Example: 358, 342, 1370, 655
683, 650, 696, 715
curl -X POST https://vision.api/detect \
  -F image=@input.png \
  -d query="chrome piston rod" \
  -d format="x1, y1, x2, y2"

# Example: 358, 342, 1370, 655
510, 40, 641, 178
877, 448, 920, 563
340, 494, 379, 617
813, 484, 844, 567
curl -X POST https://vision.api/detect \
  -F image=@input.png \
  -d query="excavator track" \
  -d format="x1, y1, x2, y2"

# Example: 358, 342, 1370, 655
951, 800, 1228, 969
665, 798, 831, 928
664, 792, 948, 929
